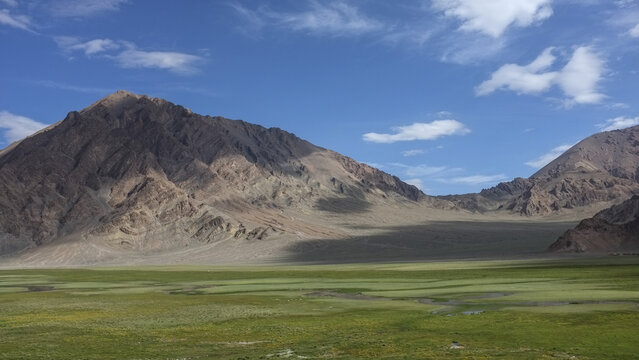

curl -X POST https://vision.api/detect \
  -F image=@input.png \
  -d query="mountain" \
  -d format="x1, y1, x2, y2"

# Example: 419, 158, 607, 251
441, 125, 639, 215
0, 91, 426, 260
548, 195, 639, 253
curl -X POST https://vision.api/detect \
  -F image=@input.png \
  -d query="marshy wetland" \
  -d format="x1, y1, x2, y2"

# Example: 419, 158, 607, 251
1, 257, 638, 359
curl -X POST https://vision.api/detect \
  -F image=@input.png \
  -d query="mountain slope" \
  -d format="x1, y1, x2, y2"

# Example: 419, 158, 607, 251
441, 126, 639, 215
0, 91, 424, 257
548, 195, 639, 253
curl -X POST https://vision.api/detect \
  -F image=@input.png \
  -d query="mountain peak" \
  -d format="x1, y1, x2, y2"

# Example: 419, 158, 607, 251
83, 90, 148, 115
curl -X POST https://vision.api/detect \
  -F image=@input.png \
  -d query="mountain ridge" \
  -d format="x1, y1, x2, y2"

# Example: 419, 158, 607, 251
440, 125, 639, 215
0, 90, 426, 258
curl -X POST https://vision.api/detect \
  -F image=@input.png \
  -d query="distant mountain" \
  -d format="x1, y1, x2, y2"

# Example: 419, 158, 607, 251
548, 195, 639, 253
441, 125, 639, 215
0, 91, 424, 257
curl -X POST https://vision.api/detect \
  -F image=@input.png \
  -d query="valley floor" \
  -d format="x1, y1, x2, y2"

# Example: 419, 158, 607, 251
1, 257, 638, 359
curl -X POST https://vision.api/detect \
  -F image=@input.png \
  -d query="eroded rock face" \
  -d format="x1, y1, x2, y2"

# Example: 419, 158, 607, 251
441, 126, 639, 215
548, 195, 639, 253
0, 91, 423, 256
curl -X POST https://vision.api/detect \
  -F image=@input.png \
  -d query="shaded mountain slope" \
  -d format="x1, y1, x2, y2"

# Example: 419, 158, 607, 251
548, 195, 639, 253
0, 91, 424, 256
441, 126, 639, 215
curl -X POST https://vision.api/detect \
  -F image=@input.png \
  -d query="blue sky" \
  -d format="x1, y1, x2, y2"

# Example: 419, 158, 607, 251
1, 0, 638, 195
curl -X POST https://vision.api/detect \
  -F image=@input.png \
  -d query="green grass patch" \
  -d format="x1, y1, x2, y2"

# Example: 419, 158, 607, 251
1, 257, 638, 359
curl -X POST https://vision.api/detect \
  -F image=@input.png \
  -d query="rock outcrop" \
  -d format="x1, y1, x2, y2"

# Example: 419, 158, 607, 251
548, 195, 639, 253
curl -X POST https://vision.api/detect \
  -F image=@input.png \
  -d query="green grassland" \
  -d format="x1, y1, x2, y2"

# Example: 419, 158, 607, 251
1, 257, 638, 359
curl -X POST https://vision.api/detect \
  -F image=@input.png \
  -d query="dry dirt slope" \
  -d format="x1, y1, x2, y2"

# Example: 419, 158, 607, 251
0, 90, 436, 264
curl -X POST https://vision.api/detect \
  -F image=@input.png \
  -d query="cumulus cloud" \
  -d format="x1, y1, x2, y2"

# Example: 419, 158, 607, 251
525, 144, 573, 169
445, 174, 508, 185
0, 111, 48, 143
49, 0, 127, 17
54, 37, 203, 74
402, 149, 424, 157
476, 47, 557, 95
597, 116, 639, 131
477, 46, 605, 105
0, 9, 35, 32
555, 47, 605, 105
363, 120, 470, 143
432, 0, 553, 38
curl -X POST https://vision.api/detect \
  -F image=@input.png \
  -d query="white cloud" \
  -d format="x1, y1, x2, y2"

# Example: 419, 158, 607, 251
432, 0, 553, 38
477, 46, 605, 105
55, 36, 120, 55
115, 48, 203, 74
363, 119, 470, 143
269, 1, 383, 36
54, 37, 204, 74
0, 9, 35, 32
555, 47, 605, 105
402, 149, 424, 157
629, 23, 639, 37
49, 0, 127, 17
0, 111, 48, 143
445, 174, 508, 185
597, 116, 639, 131
525, 144, 572, 169
476, 47, 557, 95
404, 178, 424, 190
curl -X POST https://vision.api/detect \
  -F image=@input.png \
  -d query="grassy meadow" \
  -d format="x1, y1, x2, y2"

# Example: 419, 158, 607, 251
1, 257, 638, 359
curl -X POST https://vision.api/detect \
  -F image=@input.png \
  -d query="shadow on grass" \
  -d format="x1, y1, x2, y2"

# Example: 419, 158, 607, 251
282, 220, 579, 263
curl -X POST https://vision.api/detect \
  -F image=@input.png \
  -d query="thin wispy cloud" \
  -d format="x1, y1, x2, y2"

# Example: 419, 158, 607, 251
390, 163, 454, 177
115, 48, 203, 74
525, 144, 573, 169
49, 0, 128, 17
443, 174, 508, 185
274, 1, 383, 36
0, 0, 18, 7
432, 0, 553, 38
55, 37, 204, 74
477, 46, 605, 105
55, 36, 120, 56
629, 23, 639, 37
35, 80, 114, 94
363, 120, 470, 143
597, 116, 639, 131
0, 8, 35, 33
233, 0, 384, 37
401, 149, 424, 157
0, 111, 48, 143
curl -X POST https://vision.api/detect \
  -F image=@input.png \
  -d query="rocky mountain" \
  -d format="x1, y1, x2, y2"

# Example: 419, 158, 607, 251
0, 91, 425, 257
441, 125, 639, 215
548, 195, 639, 253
